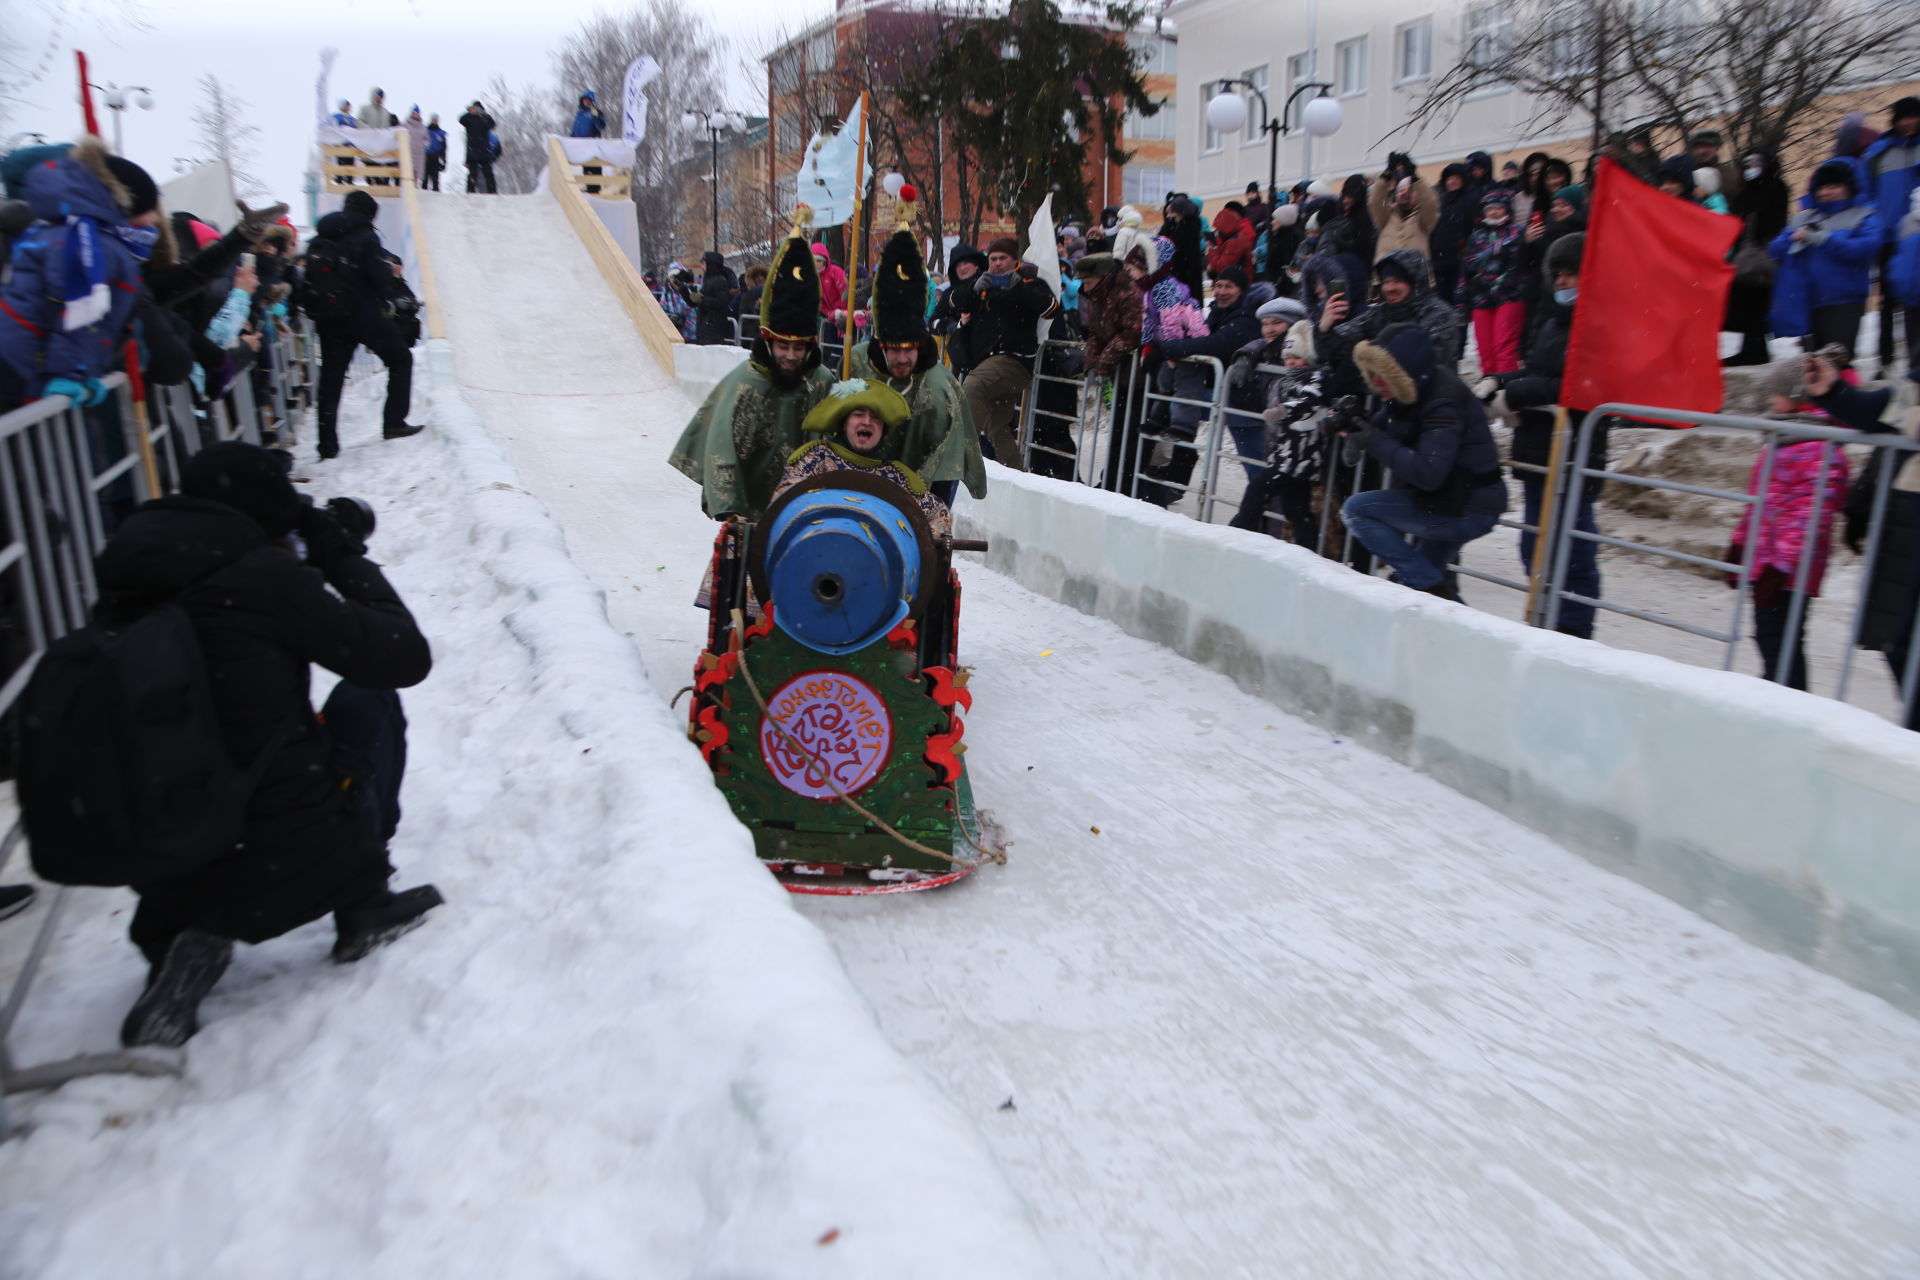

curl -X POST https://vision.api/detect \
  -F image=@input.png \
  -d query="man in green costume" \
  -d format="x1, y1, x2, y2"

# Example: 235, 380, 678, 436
670, 215, 836, 520
850, 188, 986, 507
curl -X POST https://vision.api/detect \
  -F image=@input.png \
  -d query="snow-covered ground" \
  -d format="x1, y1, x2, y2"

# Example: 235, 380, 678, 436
0, 303, 1052, 1275
6, 191, 1918, 1278
418, 193, 1920, 1277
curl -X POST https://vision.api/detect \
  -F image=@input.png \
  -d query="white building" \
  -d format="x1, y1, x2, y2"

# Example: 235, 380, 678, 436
1165, 0, 1587, 207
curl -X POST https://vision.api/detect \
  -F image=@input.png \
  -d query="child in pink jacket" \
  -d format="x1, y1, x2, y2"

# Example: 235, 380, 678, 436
1728, 432, 1850, 691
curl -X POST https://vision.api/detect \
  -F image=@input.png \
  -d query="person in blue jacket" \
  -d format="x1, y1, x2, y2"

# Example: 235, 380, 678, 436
570, 90, 605, 138
1864, 98, 1920, 371
0, 138, 160, 412
422, 114, 447, 191
1768, 159, 1883, 362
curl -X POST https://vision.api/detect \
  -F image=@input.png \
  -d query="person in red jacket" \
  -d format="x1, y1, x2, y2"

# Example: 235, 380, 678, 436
1206, 201, 1255, 279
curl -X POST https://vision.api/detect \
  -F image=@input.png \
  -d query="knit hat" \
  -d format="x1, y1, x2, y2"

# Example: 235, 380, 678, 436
1256, 296, 1308, 325
1479, 187, 1513, 210
987, 236, 1019, 259
182, 442, 304, 537
1271, 203, 1300, 228
1894, 96, 1920, 123
1211, 264, 1249, 289
1693, 167, 1722, 197
1688, 129, 1723, 148
800, 378, 912, 440
1812, 159, 1858, 195
1544, 231, 1585, 279
1373, 253, 1420, 286
344, 188, 379, 218
102, 154, 158, 217
1282, 320, 1316, 363
763, 211, 824, 344
1551, 184, 1587, 214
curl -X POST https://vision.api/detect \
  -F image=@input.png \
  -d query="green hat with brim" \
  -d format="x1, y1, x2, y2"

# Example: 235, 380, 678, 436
801, 378, 913, 437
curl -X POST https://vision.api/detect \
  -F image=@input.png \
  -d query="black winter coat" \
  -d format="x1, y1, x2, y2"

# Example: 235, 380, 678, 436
304, 208, 404, 329
950, 269, 1056, 362
1430, 185, 1479, 279
696, 270, 736, 345
1366, 367, 1507, 517
93, 497, 432, 942
458, 111, 495, 161
1504, 299, 1612, 471
1815, 384, 1920, 654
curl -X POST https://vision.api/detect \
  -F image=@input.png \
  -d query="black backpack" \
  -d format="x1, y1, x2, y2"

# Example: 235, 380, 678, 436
17, 603, 277, 887
301, 236, 360, 321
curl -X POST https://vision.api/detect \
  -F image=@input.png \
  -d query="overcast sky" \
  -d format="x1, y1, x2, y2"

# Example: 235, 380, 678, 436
6, 0, 823, 226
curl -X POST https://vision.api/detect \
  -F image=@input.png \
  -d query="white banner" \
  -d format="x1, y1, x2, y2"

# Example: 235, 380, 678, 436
621, 55, 662, 145
549, 136, 638, 168
799, 96, 869, 228
1025, 193, 1060, 346
317, 125, 404, 156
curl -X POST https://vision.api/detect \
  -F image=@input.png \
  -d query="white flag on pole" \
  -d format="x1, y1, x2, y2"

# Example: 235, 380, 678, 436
1024, 194, 1061, 346
621, 55, 663, 145
798, 97, 869, 228
315, 47, 338, 129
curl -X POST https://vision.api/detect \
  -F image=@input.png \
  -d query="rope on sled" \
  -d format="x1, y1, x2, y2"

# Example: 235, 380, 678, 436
729, 608, 1008, 871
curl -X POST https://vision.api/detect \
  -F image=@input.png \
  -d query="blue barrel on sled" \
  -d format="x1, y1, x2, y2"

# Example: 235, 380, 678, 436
762, 487, 922, 655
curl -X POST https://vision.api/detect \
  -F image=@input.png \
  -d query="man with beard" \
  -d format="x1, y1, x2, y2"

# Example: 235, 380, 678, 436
850, 187, 985, 508
1316, 248, 1464, 380
670, 213, 836, 521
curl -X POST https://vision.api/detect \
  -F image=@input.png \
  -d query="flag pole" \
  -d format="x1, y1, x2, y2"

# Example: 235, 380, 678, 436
841, 91, 869, 379
1524, 406, 1570, 626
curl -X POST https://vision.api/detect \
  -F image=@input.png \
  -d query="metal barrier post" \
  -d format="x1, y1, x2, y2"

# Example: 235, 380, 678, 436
1836, 451, 1898, 702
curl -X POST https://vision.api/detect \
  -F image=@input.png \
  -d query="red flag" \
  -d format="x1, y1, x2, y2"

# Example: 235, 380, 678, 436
1564, 156, 1740, 419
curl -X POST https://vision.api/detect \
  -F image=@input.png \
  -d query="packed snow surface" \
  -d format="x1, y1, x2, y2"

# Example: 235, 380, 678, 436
419, 194, 1920, 1278
3, 191, 1917, 1280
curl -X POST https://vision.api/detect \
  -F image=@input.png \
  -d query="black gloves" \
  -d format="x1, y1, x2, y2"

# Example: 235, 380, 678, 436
297, 501, 369, 571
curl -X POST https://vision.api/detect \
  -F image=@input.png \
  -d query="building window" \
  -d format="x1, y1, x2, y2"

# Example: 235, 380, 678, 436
1127, 97, 1177, 142
806, 29, 835, 73
1240, 65, 1269, 145
1122, 165, 1174, 207
1286, 50, 1316, 104
1395, 19, 1432, 82
1466, 2, 1515, 66
1127, 31, 1177, 75
1336, 37, 1368, 97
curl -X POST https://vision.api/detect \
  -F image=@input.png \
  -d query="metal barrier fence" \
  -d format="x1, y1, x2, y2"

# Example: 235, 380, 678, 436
1, 320, 318, 1139
999, 341, 1920, 727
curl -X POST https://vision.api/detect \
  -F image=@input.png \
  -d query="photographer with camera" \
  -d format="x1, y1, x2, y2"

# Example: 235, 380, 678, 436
300, 189, 425, 461
69, 442, 441, 1046
1339, 324, 1507, 601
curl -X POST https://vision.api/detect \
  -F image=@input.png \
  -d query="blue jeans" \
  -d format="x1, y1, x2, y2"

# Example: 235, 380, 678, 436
1520, 474, 1600, 638
1341, 489, 1497, 589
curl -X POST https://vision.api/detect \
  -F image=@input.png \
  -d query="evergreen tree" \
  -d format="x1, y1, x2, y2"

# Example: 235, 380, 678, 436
899, 0, 1155, 233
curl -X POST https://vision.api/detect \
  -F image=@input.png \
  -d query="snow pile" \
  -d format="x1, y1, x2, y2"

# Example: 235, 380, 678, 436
0, 349, 1054, 1279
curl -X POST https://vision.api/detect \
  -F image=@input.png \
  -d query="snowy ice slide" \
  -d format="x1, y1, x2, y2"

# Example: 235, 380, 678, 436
0, 196, 1054, 1277
410, 195, 1920, 1280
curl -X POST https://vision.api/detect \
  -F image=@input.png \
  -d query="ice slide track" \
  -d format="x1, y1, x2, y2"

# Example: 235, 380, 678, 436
417, 192, 1920, 1280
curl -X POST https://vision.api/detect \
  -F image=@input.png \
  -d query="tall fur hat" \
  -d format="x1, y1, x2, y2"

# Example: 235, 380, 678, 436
761, 207, 823, 344
872, 185, 930, 350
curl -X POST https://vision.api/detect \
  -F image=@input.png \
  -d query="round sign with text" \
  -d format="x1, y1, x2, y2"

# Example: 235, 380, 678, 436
759, 670, 893, 800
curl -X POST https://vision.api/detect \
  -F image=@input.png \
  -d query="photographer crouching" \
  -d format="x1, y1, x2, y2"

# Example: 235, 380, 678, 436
1338, 324, 1507, 601
91, 442, 441, 1046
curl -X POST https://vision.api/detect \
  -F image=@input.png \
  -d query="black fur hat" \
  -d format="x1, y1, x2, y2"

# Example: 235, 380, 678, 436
759, 212, 822, 344
872, 227, 930, 349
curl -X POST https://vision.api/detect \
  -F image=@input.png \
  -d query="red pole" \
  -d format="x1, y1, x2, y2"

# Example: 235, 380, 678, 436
76, 51, 100, 136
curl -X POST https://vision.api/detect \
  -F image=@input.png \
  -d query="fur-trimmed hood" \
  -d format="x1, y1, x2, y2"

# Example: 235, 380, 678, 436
1353, 322, 1438, 404
24, 136, 127, 226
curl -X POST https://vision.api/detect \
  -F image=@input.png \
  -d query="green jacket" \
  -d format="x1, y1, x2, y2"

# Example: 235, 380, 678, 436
850, 348, 987, 500
668, 360, 835, 520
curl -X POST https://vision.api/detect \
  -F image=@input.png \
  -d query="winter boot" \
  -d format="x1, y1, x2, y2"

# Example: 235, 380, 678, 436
0, 884, 34, 922
381, 422, 425, 441
332, 884, 445, 963
120, 929, 235, 1048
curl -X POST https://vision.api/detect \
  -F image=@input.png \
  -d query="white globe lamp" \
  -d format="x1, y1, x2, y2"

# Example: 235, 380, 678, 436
102, 86, 126, 111
680, 112, 697, 130
1302, 94, 1343, 138
882, 171, 906, 198
135, 90, 155, 110
1205, 90, 1248, 136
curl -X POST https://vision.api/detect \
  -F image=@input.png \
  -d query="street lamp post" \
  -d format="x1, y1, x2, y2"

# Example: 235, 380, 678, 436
89, 82, 155, 154
1204, 79, 1342, 200
681, 109, 746, 256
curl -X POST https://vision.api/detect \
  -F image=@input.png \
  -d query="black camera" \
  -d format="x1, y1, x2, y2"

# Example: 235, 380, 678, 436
325, 495, 377, 543
1329, 394, 1371, 434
